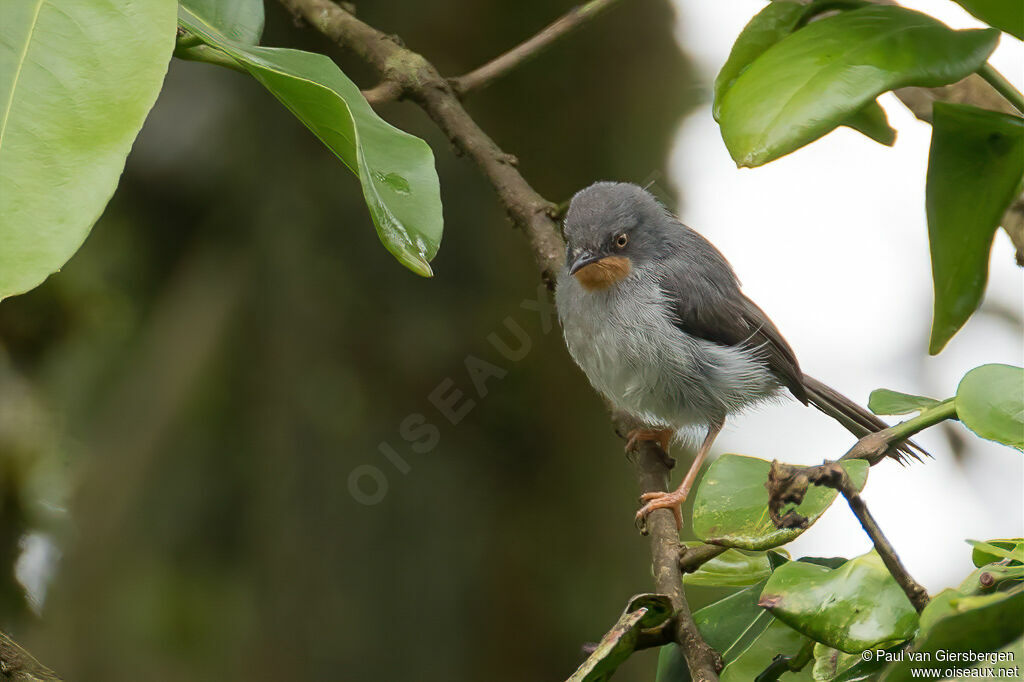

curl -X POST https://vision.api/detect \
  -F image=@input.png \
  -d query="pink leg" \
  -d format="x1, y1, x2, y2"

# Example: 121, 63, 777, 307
635, 420, 723, 530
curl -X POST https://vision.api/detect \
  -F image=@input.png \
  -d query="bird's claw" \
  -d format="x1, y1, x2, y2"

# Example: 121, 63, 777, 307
635, 490, 685, 531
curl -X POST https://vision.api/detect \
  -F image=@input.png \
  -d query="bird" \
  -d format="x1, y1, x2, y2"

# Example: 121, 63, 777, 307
555, 181, 921, 528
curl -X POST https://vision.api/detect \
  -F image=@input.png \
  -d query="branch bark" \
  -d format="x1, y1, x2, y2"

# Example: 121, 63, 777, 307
0, 631, 61, 681
632, 442, 722, 682
279, 0, 565, 287
449, 0, 625, 97
767, 461, 930, 613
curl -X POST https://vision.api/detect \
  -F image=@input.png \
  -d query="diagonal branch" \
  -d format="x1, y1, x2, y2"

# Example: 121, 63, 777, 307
277, 1, 721, 677
0, 630, 62, 681
279, 0, 565, 287
767, 461, 930, 613
449, 0, 626, 97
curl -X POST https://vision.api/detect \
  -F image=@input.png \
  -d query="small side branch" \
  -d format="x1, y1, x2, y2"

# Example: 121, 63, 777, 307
631, 441, 722, 682
767, 461, 930, 613
840, 399, 957, 464
449, 0, 625, 97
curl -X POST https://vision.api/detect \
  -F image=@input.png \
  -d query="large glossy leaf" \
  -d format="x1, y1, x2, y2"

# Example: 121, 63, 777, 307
567, 594, 673, 682
177, 5, 443, 277
952, 0, 1024, 40
717, 5, 998, 167
681, 542, 788, 587
760, 551, 918, 654
714, 1, 893, 147
0, 0, 176, 299
720, 619, 814, 682
880, 585, 1024, 682
692, 455, 868, 550
868, 389, 941, 416
955, 364, 1024, 448
811, 643, 860, 681
927, 106, 1024, 353
180, 0, 263, 44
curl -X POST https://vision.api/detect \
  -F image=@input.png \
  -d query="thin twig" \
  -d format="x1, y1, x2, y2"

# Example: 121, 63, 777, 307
840, 399, 956, 464
632, 441, 722, 682
278, 0, 565, 286
449, 0, 625, 97
679, 543, 728, 573
767, 462, 930, 613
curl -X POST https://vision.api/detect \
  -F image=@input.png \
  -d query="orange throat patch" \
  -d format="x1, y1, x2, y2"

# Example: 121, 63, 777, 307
573, 256, 632, 291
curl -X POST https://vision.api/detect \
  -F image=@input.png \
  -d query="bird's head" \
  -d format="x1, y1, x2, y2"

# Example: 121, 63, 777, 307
562, 181, 673, 291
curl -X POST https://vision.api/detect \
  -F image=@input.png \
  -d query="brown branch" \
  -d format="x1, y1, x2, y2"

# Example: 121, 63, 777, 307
766, 461, 930, 613
449, 0, 625, 97
632, 441, 722, 682
0, 631, 61, 681
679, 543, 728, 573
278, 0, 565, 287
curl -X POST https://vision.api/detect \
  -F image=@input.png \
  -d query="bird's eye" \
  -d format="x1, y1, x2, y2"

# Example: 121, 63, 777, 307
615, 233, 629, 248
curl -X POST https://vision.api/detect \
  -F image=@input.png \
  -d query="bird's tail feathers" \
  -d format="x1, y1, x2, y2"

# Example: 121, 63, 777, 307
802, 374, 928, 463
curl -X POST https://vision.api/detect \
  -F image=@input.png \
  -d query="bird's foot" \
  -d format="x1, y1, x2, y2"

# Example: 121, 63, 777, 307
635, 489, 687, 531
624, 427, 674, 453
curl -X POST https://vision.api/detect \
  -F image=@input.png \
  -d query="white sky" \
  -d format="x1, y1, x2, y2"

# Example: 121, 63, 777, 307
668, 0, 1024, 590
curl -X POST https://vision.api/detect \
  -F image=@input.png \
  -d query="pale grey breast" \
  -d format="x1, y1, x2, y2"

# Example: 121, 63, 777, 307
556, 263, 781, 431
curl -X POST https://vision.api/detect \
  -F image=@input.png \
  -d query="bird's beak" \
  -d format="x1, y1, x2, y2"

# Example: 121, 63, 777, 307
568, 250, 602, 275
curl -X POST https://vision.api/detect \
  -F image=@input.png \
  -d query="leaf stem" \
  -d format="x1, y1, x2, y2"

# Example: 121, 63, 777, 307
841, 398, 957, 464
173, 44, 247, 74
978, 63, 1024, 115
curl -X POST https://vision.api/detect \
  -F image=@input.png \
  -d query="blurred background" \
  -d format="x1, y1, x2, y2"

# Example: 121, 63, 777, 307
0, 1, 1019, 681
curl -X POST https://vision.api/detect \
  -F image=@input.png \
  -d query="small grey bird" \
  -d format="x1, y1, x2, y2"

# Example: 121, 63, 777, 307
555, 181, 919, 528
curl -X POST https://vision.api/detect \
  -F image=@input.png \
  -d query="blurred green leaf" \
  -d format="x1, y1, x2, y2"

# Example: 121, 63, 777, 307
655, 645, 691, 682
927, 106, 1024, 353
177, 5, 443, 277
951, 0, 1024, 40
682, 543, 789, 587
957, 562, 1024, 594
178, 0, 263, 44
720, 618, 814, 682
717, 6, 998, 167
714, 1, 892, 147
567, 594, 673, 682
0, 0, 176, 299
868, 389, 942, 416
760, 551, 918, 654
955, 364, 1024, 448
967, 538, 1024, 566
692, 455, 868, 550
881, 585, 1024, 681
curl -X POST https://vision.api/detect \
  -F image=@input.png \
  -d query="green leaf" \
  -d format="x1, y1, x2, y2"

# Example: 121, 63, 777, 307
0, 0, 176, 299
682, 543, 789, 587
927, 106, 1024, 353
955, 364, 1024, 448
692, 455, 869, 550
868, 389, 942, 416
655, 645, 691, 682
811, 643, 861, 681
695, 581, 774, 659
967, 538, 1024, 567
717, 5, 999, 167
568, 594, 673, 682
713, 1, 893, 148
880, 585, 1024, 681
177, 5, 443, 277
841, 99, 896, 147
720, 618, 814, 682
957, 562, 1024, 594
827, 644, 905, 681
760, 550, 918, 654
178, 0, 263, 44
952, 0, 1024, 40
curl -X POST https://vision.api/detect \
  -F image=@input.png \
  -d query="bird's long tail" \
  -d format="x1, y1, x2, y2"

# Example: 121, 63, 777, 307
802, 374, 928, 463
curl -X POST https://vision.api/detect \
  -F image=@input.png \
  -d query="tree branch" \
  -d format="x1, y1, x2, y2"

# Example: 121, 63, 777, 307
278, 0, 566, 287
0, 631, 61, 681
767, 461, 930, 613
679, 542, 728, 573
840, 399, 956, 464
632, 441, 722, 682
449, 0, 625, 97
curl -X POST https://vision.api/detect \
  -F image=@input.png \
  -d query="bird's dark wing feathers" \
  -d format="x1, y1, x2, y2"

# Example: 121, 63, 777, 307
660, 267, 809, 404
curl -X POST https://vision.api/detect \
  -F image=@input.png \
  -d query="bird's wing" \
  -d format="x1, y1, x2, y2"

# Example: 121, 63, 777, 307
660, 265, 809, 404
